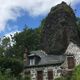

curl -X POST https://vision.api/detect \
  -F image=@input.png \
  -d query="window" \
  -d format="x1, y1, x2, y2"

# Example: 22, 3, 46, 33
48, 70, 53, 80
30, 59, 35, 65
67, 56, 75, 69
57, 69, 61, 73
37, 71, 43, 80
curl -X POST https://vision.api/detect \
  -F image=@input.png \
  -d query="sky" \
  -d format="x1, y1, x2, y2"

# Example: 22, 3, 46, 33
0, 0, 80, 37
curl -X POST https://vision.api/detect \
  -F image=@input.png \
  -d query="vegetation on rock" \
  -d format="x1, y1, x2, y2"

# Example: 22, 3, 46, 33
41, 2, 80, 54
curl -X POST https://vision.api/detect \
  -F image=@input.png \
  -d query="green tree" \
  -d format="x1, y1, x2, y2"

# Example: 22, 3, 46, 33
0, 56, 23, 76
0, 46, 4, 56
0, 37, 11, 56
1, 37, 10, 48
12, 26, 42, 59
0, 25, 42, 77
71, 65, 80, 80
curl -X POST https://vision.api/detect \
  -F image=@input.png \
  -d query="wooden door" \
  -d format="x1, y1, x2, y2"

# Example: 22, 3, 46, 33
37, 71, 43, 80
67, 57, 75, 69
48, 70, 53, 80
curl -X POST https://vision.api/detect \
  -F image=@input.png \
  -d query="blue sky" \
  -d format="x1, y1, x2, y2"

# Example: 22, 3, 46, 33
0, 0, 80, 37
2, 13, 46, 37
74, 3, 80, 17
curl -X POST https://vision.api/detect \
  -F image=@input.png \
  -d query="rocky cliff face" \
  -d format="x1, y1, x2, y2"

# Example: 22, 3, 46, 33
41, 2, 80, 54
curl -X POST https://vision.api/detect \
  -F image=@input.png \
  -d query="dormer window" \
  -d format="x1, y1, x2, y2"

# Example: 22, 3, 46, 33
28, 53, 41, 66
30, 59, 35, 65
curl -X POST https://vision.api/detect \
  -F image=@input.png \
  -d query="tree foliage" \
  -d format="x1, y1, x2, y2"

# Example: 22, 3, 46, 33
0, 56, 23, 76
0, 25, 42, 79
71, 65, 80, 80
11, 27, 42, 59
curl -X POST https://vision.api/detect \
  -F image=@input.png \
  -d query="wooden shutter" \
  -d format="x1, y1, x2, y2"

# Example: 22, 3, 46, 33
67, 57, 75, 69
48, 70, 53, 80
37, 71, 43, 80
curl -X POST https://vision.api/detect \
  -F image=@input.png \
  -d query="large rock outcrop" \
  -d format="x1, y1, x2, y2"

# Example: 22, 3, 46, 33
41, 2, 80, 54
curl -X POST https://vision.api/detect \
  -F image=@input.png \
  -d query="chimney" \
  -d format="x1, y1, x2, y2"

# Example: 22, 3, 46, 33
24, 48, 28, 64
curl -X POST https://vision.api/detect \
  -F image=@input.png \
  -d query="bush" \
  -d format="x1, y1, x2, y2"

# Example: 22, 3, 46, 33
55, 77, 65, 80
0, 56, 23, 76
71, 65, 80, 80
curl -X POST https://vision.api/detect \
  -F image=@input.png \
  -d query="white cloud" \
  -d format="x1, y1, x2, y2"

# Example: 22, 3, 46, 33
0, 0, 80, 32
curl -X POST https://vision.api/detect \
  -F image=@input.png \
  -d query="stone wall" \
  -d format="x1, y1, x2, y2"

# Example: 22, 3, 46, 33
25, 66, 61, 80
65, 42, 80, 66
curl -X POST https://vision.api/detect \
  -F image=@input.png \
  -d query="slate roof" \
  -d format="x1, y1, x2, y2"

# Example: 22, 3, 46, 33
29, 50, 47, 57
25, 50, 65, 68
39, 55, 65, 65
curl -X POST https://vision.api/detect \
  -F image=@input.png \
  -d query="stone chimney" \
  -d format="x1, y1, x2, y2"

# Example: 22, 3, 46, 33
24, 48, 28, 64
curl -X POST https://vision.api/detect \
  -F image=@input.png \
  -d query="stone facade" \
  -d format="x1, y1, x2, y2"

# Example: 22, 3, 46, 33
24, 42, 80, 80
65, 42, 80, 66
25, 66, 61, 80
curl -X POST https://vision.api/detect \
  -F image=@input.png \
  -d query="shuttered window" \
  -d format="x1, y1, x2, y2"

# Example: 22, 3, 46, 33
67, 57, 75, 69
48, 70, 53, 80
37, 71, 43, 80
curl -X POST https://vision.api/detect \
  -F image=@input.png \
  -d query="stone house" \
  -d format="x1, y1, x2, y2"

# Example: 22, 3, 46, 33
24, 42, 80, 80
